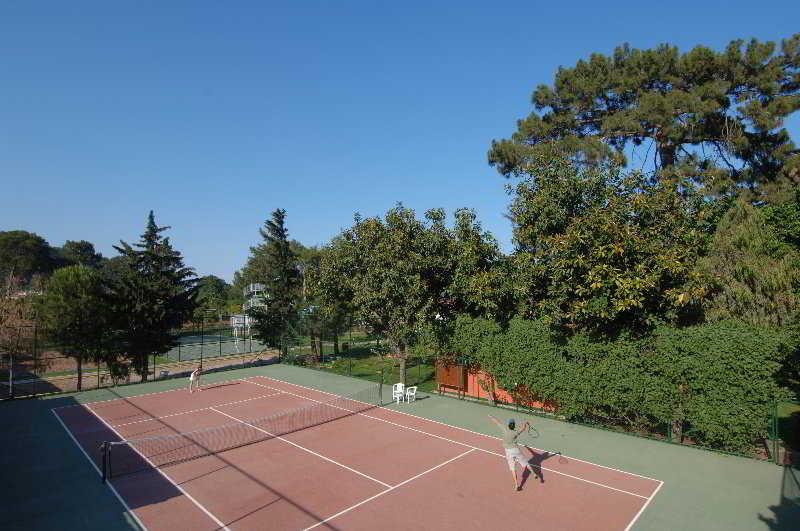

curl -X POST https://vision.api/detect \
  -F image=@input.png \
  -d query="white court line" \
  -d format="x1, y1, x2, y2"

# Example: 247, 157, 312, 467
112, 391, 284, 427
303, 449, 475, 531
244, 378, 650, 499
86, 404, 232, 531
209, 407, 391, 488
51, 376, 250, 410
624, 480, 665, 531
51, 409, 149, 531
253, 375, 662, 484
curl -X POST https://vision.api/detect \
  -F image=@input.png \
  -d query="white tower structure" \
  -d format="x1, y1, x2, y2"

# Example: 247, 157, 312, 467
230, 283, 268, 344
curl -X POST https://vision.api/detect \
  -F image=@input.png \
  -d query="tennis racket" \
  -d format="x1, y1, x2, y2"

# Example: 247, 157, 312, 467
521, 423, 569, 464
519, 422, 539, 441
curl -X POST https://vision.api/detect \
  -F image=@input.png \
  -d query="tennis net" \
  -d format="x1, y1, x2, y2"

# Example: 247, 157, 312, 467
101, 383, 380, 480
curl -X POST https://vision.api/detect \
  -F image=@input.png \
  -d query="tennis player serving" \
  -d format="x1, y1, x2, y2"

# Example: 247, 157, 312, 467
488, 414, 536, 491
188, 365, 202, 393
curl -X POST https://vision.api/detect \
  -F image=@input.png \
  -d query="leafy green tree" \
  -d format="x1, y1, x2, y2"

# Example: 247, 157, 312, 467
333, 206, 455, 383
195, 275, 229, 322
489, 34, 800, 202
698, 199, 799, 327
108, 211, 197, 380
0, 274, 38, 372
764, 188, 800, 250
59, 240, 104, 268
235, 236, 310, 293
36, 266, 106, 391
510, 157, 711, 334
248, 209, 301, 353
308, 243, 355, 356
0, 231, 56, 282
446, 208, 515, 322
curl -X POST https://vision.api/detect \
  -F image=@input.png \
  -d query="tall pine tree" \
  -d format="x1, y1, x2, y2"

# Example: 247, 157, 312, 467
249, 209, 301, 354
109, 211, 197, 380
489, 34, 800, 202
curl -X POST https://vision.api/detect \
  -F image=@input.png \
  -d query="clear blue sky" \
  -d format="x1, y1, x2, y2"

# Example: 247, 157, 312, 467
2, 1, 798, 282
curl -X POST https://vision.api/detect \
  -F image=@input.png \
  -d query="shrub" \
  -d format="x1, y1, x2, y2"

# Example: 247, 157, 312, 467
448, 315, 795, 454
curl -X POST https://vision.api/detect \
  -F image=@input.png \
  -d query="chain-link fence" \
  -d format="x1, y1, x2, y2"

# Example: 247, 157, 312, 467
281, 332, 436, 392
0, 324, 277, 398
771, 400, 800, 465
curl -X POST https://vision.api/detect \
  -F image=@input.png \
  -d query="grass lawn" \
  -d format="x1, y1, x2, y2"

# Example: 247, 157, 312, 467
286, 343, 436, 392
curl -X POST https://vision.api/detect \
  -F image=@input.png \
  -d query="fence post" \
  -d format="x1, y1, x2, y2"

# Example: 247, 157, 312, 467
773, 400, 779, 465
378, 368, 384, 406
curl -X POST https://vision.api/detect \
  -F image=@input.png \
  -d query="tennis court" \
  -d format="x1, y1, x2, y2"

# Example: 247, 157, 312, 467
52, 375, 662, 530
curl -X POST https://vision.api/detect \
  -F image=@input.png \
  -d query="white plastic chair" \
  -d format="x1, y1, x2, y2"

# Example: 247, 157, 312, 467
392, 383, 405, 404
405, 386, 417, 403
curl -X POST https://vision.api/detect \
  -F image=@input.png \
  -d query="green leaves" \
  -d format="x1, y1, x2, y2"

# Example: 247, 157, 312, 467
489, 34, 800, 202
510, 159, 709, 334
37, 265, 106, 390
698, 199, 799, 327
452, 315, 793, 453
249, 209, 301, 350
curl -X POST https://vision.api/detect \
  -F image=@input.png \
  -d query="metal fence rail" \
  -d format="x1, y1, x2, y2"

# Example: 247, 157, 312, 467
0, 324, 277, 398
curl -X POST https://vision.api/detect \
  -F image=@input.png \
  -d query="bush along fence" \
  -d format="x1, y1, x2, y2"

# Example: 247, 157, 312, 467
0, 323, 278, 398
440, 315, 797, 461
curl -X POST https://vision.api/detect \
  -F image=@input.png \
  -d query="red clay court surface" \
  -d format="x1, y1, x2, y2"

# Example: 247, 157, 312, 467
53, 376, 664, 531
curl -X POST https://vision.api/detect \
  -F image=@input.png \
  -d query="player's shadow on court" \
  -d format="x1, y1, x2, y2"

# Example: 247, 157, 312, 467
519, 447, 560, 490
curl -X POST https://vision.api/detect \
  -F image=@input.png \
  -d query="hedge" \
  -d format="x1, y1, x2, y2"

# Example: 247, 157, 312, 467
451, 316, 794, 454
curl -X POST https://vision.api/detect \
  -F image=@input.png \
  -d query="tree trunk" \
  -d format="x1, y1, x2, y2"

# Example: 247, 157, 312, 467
671, 419, 683, 443
77, 355, 83, 392
333, 332, 340, 356
483, 374, 496, 406
141, 354, 149, 382
657, 141, 676, 168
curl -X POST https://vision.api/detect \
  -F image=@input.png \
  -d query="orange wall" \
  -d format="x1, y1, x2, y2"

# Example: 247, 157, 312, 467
440, 367, 556, 412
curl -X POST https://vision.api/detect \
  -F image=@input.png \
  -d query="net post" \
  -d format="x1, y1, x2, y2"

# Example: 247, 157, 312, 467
100, 442, 108, 483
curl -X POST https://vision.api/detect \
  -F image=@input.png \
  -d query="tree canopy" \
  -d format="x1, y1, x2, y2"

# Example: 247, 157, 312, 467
510, 157, 712, 334
0, 230, 56, 282
37, 265, 106, 391
699, 199, 799, 327
59, 240, 104, 268
489, 35, 800, 202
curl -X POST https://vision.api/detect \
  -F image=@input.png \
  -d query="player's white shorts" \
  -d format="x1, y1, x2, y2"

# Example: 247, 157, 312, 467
505, 447, 528, 470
